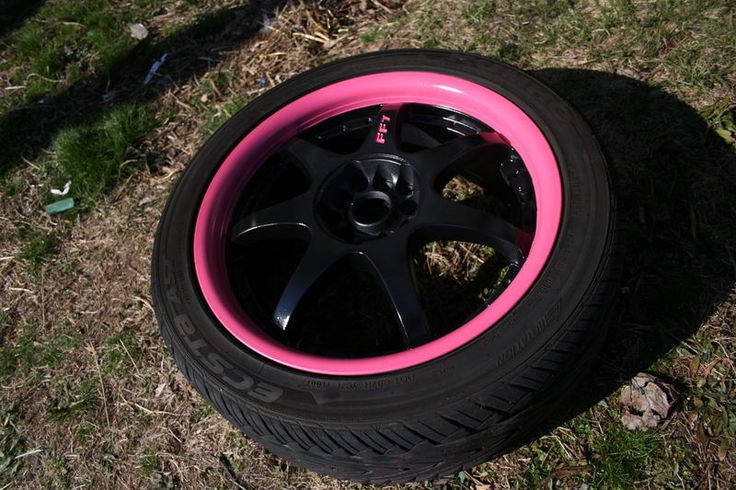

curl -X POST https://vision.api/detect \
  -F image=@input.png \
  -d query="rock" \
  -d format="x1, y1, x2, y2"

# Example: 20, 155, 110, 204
620, 373, 676, 430
129, 23, 149, 41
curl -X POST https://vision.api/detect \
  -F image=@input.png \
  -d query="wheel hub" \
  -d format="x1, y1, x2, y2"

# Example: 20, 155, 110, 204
316, 156, 420, 242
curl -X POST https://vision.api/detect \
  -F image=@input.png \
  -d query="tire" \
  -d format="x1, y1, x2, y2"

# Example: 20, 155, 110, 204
151, 49, 619, 483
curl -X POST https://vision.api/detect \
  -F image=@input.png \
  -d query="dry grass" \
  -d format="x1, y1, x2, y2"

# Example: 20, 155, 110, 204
1, 0, 735, 488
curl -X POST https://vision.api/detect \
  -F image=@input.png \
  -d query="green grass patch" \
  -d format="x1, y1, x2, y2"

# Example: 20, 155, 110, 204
0, 326, 36, 378
47, 379, 99, 422
47, 103, 158, 209
360, 25, 382, 43
18, 229, 58, 267
102, 330, 141, 374
463, 0, 497, 25
139, 447, 158, 478
2, 0, 145, 107
592, 423, 662, 487
194, 400, 215, 422
0, 408, 25, 483
0, 325, 77, 378
74, 421, 95, 443
203, 96, 252, 136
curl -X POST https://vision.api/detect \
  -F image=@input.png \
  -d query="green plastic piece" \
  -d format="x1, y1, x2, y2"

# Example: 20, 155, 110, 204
44, 198, 75, 214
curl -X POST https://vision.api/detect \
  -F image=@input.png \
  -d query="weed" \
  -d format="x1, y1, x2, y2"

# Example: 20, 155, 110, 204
592, 423, 662, 487
139, 447, 158, 478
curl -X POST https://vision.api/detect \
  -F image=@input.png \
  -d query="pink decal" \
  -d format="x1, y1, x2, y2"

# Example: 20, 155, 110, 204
375, 114, 391, 144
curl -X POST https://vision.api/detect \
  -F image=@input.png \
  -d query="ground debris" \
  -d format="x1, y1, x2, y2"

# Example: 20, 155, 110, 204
129, 23, 149, 40
620, 373, 677, 430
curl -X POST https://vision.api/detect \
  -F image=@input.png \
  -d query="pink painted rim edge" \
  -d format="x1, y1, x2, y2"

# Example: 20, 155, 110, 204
193, 72, 562, 376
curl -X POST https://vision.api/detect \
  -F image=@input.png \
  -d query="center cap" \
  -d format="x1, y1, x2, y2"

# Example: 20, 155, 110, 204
316, 156, 420, 243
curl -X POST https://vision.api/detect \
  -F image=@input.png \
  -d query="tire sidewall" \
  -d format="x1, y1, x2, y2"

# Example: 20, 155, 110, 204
152, 49, 611, 424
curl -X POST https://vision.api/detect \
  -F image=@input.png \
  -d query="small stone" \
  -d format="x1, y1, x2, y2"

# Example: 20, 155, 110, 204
129, 23, 149, 40
620, 373, 676, 430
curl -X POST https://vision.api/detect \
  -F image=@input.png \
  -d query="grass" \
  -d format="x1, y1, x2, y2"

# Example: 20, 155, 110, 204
0, 0, 734, 488
0, 325, 77, 379
0, 409, 25, 482
592, 421, 663, 487
2, 0, 149, 108
18, 229, 57, 267
47, 379, 99, 422
48, 103, 159, 209
102, 330, 141, 374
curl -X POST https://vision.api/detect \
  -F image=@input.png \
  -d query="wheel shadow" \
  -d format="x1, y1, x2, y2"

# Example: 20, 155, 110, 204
0, 1, 293, 175
528, 68, 736, 431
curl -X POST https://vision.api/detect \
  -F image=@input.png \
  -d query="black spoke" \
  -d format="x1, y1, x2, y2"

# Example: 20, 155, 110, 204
360, 103, 405, 154
280, 138, 343, 182
417, 196, 525, 265
230, 194, 312, 245
273, 241, 347, 330
224, 103, 538, 358
414, 132, 508, 188
360, 242, 433, 348
401, 122, 442, 149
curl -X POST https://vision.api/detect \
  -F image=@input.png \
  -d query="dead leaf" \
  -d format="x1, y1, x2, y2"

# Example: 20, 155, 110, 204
620, 373, 676, 430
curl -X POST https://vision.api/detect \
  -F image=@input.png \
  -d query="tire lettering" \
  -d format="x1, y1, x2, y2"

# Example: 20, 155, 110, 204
163, 260, 182, 304
175, 314, 196, 335
248, 384, 283, 402
203, 352, 230, 374
223, 371, 255, 390
169, 311, 282, 402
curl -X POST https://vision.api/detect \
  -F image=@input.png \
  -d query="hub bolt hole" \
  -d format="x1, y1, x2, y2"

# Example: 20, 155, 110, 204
352, 193, 392, 226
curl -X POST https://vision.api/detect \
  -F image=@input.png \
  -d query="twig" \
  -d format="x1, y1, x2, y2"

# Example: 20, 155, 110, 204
371, 0, 392, 12
131, 402, 181, 417
40, 268, 46, 329
88, 345, 110, 427
14, 448, 43, 460
119, 339, 141, 376
219, 454, 248, 490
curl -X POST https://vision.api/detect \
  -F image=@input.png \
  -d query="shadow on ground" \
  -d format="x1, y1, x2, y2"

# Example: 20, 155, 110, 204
0, 0, 46, 38
526, 68, 736, 436
0, 0, 296, 175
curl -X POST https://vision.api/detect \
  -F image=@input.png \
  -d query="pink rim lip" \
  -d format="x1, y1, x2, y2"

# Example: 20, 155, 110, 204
193, 72, 562, 376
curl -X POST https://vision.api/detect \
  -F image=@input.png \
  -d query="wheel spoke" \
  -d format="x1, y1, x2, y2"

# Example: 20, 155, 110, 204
279, 138, 343, 182
417, 196, 526, 265
230, 194, 312, 245
360, 242, 433, 348
273, 241, 347, 330
413, 132, 509, 189
359, 103, 405, 154
401, 122, 441, 149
